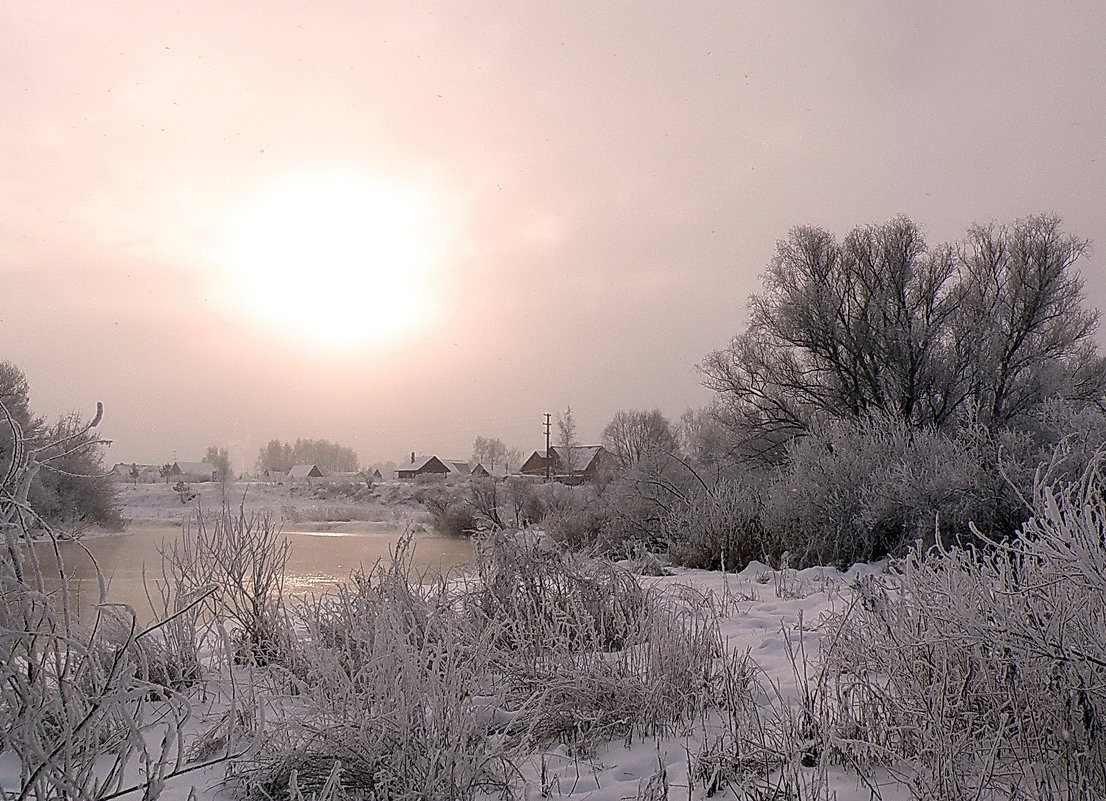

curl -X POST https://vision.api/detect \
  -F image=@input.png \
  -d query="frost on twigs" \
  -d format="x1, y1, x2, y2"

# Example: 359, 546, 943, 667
816, 452, 1106, 798
0, 402, 204, 800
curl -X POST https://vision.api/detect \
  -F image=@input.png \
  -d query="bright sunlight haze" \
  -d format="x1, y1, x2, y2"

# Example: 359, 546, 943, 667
215, 172, 443, 352
3, 1, 1105, 470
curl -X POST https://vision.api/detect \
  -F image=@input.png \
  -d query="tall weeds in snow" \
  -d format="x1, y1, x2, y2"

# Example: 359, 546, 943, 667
241, 532, 748, 798
468, 530, 646, 654
186, 507, 291, 666
240, 538, 510, 801
466, 532, 738, 753
816, 455, 1106, 799
0, 402, 197, 800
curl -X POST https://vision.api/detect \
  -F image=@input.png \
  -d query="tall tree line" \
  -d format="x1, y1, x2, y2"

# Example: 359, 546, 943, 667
256, 438, 360, 474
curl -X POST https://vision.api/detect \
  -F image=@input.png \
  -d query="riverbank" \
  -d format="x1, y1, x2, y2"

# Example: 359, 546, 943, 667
114, 478, 423, 531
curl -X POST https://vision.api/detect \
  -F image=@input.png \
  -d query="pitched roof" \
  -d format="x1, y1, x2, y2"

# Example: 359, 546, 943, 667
174, 461, 219, 475
550, 445, 604, 472
471, 463, 509, 478
288, 464, 323, 478
398, 455, 443, 473
112, 463, 160, 474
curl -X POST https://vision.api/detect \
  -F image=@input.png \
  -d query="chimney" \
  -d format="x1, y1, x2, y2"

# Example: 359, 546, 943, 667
411, 451, 416, 464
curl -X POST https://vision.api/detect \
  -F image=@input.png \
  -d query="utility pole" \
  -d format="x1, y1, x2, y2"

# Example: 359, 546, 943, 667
543, 412, 552, 483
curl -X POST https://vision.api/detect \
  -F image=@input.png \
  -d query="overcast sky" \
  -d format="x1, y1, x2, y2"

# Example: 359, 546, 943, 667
3, 1, 1105, 471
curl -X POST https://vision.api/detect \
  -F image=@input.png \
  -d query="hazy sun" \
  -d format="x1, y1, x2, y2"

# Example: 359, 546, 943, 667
218, 171, 441, 351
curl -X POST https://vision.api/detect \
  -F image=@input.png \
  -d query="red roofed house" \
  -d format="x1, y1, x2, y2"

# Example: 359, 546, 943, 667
518, 445, 611, 483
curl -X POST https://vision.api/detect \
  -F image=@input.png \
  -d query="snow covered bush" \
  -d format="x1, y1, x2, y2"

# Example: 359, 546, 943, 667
760, 413, 1020, 567
417, 483, 480, 536
541, 457, 702, 557
543, 488, 657, 555
663, 478, 769, 570
465, 532, 741, 753
246, 540, 509, 801
468, 530, 647, 653
0, 403, 196, 800
184, 508, 292, 665
246, 533, 748, 797
817, 456, 1106, 798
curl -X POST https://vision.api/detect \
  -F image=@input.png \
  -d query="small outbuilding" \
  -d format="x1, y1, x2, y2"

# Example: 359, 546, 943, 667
111, 463, 162, 483
170, 461, 221, 482
470, 463, 510, 479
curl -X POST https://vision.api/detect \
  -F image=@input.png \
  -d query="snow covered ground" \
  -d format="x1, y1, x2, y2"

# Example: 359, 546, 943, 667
510, 561, 899, 801
18, 555, 898, 801
115, 479, 420, 530
2, 516, 884, 800
11, 482, 1103, 800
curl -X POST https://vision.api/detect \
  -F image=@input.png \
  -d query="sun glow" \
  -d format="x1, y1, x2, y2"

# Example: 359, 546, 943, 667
217, 172, 442, 351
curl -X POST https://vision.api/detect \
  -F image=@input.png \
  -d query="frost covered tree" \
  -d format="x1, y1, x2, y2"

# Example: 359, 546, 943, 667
602, 409, 678, 467
28, 411, 122, 530
1, 362, 121, 530
701, 215, 1106, 458
471, 435, 508, 470
0, 360, 41, 465
257, 439, 295, 473
677, 405, 732, 467
203, 445, 232, 480
256, 438, 359, 473
557, 405, 578, 450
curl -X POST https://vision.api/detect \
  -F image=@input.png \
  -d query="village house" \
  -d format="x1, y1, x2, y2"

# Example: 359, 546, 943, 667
395, 454, 472, 481
110, 463, 162, 483
170, 461, 221, 482
327, 469, 384, 483
518, 445, 612, 483
288, 464, 324, 480
470, 463, 510, 479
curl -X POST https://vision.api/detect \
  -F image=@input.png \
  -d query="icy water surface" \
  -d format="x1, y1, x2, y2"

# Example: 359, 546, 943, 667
32, 523, 474, 623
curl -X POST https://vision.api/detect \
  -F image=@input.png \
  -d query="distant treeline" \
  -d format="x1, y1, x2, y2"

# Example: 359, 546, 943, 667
256, 438, 359, 474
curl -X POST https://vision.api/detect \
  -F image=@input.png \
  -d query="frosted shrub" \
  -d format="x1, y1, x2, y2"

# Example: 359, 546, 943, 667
418, 484, 479, 536
187, 507, 291, 664
542, 457, 704, 557
762, 414, 1005, 567
1017, 400, 1106, 490
531, 484, 593, 543
663, 478, 768, 570
0, 403, 196, 800
497, 581, 737, 754
468, 530, 646, 653
245, 540, 509, 801
818, 456, 1106, 798
467, 532, 738, 753
251, 533, 747, 795
543, 496, 613, 552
